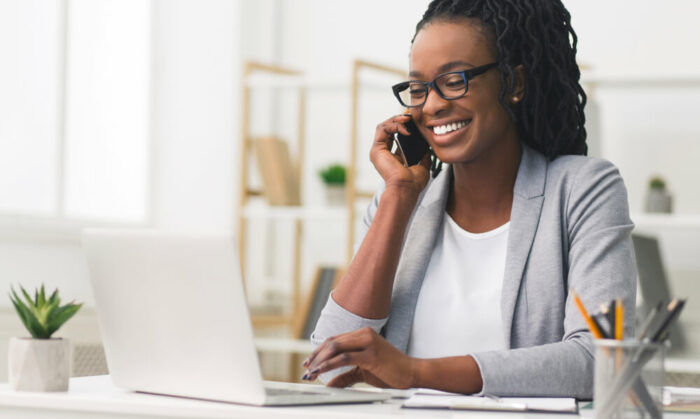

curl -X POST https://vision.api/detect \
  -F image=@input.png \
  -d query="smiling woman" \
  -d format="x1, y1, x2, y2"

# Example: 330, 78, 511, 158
306, 0, 636, 399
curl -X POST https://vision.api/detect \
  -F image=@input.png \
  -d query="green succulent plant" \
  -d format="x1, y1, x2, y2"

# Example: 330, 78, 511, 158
319, 164, 346, 186
649, 176, 666, 190
9, 284, 82, 339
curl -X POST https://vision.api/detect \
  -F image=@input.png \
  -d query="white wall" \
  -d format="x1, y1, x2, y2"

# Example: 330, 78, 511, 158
566, 0, 700, 215
567, 1, 700, 75
151, 0, 240, 233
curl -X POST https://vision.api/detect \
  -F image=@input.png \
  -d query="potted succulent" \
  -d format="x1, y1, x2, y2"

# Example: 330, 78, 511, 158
319, 163, 347, 206
645, 176, 673, 213
8, 284, 82, 391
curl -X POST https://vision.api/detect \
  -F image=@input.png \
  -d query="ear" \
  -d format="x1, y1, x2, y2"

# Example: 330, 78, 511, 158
509, 64, 526, 104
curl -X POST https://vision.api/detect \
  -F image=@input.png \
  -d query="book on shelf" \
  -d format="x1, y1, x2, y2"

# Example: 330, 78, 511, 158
253, 137, 300, 206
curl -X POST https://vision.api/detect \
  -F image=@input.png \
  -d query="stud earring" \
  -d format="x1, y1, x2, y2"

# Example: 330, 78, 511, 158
512, 97, 520, 103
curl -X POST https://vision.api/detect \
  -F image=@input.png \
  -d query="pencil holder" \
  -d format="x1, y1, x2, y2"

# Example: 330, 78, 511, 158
594, 340, 665, 418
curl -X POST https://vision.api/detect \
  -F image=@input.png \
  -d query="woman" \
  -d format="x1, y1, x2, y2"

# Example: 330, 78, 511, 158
304, 0, 636, 398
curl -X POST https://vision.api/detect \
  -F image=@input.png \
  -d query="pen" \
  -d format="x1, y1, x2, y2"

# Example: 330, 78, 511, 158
598, 304, 612, 337
570, 289, 603, 339
650, 299, 686, 343
592, 315, 609, 339
607, 300, 616, 338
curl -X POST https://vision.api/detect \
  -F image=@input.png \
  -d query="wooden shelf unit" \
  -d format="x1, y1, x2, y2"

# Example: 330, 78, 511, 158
237, 59, 406, 333
346, 59, 406, 262
237, 61, 306, 326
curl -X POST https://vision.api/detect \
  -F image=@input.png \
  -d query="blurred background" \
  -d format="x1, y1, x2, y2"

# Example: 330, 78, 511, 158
1, 0, 699, 383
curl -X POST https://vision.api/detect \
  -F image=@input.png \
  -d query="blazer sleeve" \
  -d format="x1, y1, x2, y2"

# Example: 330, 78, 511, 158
471, 158, 637, 399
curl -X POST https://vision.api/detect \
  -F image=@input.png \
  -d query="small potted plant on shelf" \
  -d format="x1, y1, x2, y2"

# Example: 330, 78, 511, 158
645, 176, 673, 213
318, 163, 346, 206
8, 284, 82, 392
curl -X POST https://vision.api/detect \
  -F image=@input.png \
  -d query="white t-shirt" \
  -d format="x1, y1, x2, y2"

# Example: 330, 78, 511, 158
407, 213, 509, 359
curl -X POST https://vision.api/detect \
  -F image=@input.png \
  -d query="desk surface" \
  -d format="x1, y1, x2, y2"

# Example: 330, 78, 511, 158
0, 375, 595, 419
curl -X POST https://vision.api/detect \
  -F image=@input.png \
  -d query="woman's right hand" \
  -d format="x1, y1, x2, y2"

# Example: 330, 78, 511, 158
370, 114, 431, 195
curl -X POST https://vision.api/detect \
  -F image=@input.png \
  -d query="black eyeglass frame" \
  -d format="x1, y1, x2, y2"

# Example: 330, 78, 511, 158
392, 62, 499, 108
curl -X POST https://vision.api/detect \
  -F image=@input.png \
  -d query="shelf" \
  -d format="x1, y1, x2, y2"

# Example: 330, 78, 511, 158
244, 76, 389, 91
631, 213, 700, 229
581, 73, 700, 88
251, 314, 293, 328
242, 202, 372, 221
245, 73, 700, 90
254, 337, 314, 354
666, 357, 700, 374
0, 214, 150, 245
242, 204, 344, 221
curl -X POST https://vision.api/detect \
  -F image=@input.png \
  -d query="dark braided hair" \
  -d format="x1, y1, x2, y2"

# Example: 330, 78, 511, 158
414, 0, 587, 169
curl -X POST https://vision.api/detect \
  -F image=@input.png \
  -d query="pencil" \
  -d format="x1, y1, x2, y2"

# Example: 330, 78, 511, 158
571, 289, 603, 339
650, 299, 686, 343
637, 302, 661, 341
614, 298, 624, 340
592, 315, 610, 339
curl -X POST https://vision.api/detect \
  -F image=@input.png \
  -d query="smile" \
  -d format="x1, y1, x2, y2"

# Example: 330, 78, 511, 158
431, 119, 470, 135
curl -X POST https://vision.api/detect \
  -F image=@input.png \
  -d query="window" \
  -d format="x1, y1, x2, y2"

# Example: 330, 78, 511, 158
0, 0, 152, 228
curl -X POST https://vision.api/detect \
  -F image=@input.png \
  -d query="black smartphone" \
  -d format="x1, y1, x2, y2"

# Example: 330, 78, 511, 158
394, 118, 429, 167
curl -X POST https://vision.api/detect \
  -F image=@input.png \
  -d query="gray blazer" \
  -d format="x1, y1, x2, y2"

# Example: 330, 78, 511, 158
312, 144, 637, 398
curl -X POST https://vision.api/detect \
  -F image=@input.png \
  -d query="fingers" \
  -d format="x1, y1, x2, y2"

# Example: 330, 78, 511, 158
392, 112, 412, 123
302, 336, 341, 372
375, 114, 412, 144
302, 340, 327, 369
326, 367, 363, 388
306, 350, 366, 381
382, 123, 410, 138
415, 152, 432, 172
370, 114, 416, 173
303, 328, 374, 372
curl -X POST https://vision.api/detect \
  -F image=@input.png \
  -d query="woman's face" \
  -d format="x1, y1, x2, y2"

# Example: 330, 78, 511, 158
409, 19, 518, 165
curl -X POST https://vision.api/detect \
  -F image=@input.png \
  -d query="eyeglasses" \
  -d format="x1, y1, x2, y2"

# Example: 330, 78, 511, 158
392, 62, 499, 108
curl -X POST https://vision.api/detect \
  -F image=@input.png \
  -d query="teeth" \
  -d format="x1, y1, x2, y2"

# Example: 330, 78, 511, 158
432, 120, 469, 135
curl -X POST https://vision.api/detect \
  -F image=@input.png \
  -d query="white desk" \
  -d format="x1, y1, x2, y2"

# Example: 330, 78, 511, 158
2, 376, 697, 418
0, 375, 594, 419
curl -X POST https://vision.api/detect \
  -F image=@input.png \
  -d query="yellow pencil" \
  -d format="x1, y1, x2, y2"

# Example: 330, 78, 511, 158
571, 289, 603, 339
615, 298, 624, 340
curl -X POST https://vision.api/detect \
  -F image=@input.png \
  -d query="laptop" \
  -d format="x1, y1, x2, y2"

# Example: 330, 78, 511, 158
82, 229, 388, 406
632, 233, 685, 353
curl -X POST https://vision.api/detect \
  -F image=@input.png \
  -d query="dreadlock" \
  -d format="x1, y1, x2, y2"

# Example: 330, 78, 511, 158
414, 0, 587, 170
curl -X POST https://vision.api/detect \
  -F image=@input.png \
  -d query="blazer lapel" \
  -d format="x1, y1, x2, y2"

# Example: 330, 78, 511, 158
384, 167, 451, 352
501, 145, 546, 348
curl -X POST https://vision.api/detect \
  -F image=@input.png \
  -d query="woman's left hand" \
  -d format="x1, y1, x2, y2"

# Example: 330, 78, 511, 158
302, 327, 416, 389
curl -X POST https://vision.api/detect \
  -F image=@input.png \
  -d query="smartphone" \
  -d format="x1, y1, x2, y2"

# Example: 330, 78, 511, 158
394, 118, 430, 167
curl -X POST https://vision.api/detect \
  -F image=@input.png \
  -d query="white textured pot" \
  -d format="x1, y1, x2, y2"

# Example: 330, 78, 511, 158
8, 337, 71, 392
324, 185, 346, 206
645, 188, 673, 213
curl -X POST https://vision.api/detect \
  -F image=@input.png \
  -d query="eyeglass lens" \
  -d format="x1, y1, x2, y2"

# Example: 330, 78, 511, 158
398, 72, 467, 107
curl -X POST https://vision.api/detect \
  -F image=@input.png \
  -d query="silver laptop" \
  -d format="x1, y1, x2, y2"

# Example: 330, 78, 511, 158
632, 233, 685, 353
82, 229, 388, 406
